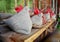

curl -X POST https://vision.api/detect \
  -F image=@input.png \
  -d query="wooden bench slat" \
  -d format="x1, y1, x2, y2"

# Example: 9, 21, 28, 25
1, 20, 55, 42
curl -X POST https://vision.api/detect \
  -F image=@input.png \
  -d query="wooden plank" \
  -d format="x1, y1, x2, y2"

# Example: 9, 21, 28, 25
1, 20, 55, 42
19, 20, 55, 42
1, 29, 39, 42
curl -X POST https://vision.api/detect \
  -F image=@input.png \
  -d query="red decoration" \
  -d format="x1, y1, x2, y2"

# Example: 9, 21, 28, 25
45, 8, 52, 13
50, 12, 54, 18
15, 5, 23, 13
34, 8, 40, 15
45, 8, 55, 18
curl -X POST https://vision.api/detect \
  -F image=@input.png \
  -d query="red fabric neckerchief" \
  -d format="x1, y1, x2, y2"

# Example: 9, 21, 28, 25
15, 5, 23, 13
34, 8, 40, 15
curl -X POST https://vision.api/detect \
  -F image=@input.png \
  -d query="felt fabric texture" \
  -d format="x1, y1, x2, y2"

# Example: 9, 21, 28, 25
5, 6, 32, 34
31, 13, 43, 25
44, 12, 50, 21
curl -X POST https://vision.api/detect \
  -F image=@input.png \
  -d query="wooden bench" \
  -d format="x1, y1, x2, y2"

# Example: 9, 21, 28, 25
1, 20, 55, 42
